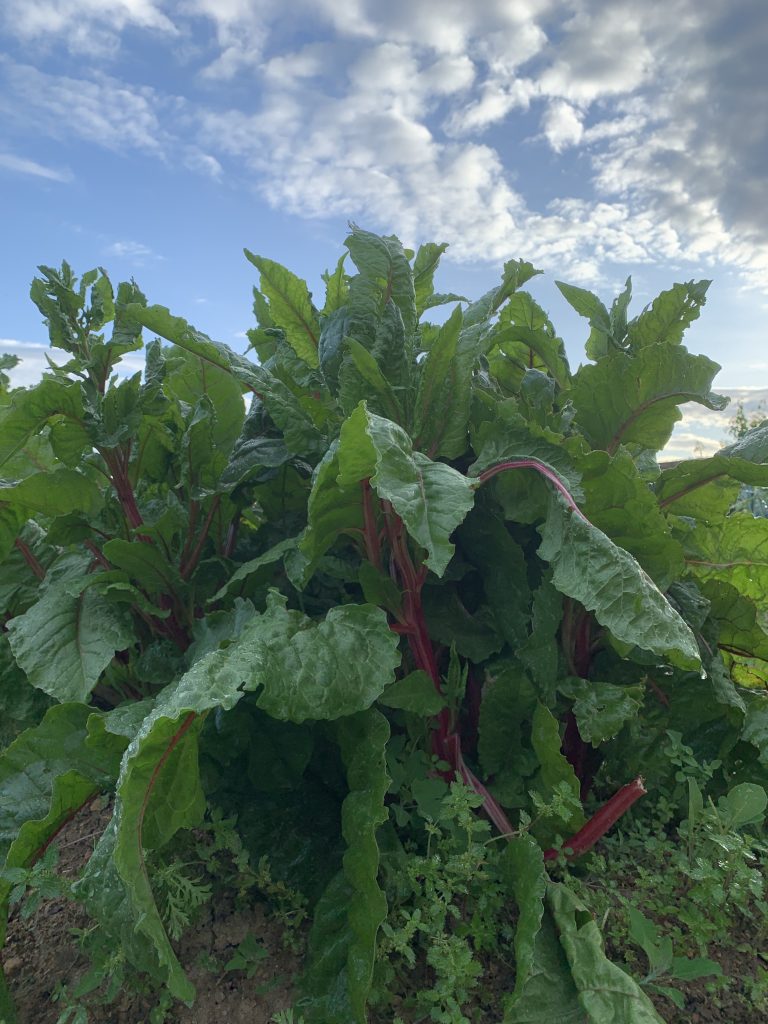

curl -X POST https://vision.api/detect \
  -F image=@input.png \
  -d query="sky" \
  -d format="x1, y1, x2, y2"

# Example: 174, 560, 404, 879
1, 0, 767, 453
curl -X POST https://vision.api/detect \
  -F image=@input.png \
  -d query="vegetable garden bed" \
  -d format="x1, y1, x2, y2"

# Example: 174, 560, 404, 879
1, 227, 767, 1023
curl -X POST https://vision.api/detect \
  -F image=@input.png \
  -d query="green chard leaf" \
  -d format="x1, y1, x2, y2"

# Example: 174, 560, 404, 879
244, 250, 320, 368
0, 704, 126, 974
572, 345, 727, 454
530, 703, 585, 837
547, 884, 665, 1023
538, 494, 700, 669
579, 450, 684, 590
478, 660, 537, 780
503, 910, 584, 1023
345, 225, 417, 344
656, 423, 768, 523
413, 304, 480, 459
499, 834, 549, 1009
686, 515, 768, 607
557, 678, 643, 745
6, 578, 134, 702
379, 670, 446, 715
128, 304, 325, 458
87, 593, 398, 1000
322, 255, 349, 316
334, 403, 475, 577
298, 709, 390, 1023
626, 280, 710, 349
0, 378, 84, 469
412, 241, 448, 317
0, 468, 102, 519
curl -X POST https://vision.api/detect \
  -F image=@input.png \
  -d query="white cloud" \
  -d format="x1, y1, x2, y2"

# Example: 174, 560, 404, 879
0, 152, 72, 182
183, 149, 223, 178
106, 240, 162, 261
541, 100, 583, 152
1, 338, 145, 388
1, 0, 177, 56
1, 0, 767, 291
0, 62, 168, 154
0, 340, 50, 388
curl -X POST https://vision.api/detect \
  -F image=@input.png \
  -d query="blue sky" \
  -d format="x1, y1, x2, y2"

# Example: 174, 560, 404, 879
1, 0, 766, 453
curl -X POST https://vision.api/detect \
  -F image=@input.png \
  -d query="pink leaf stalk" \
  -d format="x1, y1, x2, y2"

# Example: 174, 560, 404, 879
544, 777, 646, 861
475, 458, 588, 521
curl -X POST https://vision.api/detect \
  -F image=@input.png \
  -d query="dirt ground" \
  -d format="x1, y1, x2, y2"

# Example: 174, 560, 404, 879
2, 800, 764, 1023
3, 799, 300, 1024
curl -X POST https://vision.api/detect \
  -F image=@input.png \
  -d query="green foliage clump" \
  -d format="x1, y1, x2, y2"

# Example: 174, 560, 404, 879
0, 228, 767, 1023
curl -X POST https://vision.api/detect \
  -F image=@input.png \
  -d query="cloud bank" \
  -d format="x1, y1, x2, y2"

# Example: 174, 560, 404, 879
0, 0, 766, 287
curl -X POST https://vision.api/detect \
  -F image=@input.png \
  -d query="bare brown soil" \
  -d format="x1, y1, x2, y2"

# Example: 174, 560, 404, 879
3, 799, 299, 1024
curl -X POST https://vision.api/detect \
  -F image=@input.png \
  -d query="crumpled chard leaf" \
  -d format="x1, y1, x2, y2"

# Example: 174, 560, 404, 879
85, 594, 398, 1001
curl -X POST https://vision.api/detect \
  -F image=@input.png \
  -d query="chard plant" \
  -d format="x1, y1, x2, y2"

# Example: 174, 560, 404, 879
1, 227, 768, 1022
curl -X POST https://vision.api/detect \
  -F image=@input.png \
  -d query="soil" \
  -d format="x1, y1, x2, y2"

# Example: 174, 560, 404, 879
3, 801, 765, 1024
3, 798, 300, 1024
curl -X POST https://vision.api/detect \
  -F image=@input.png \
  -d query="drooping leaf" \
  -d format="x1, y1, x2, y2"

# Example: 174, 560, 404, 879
423, 585, 504, 663
210, 537, 297, 602
547, 884, 665, 1023
0, 703, 126, 976
470, 409, 584, 508
579, 450, 684, 590
164, 345, 245, 453
538, 494, 700, 669
0, 505, 26, 564
6, 579, 134, 702
0, 378, 84, 469
0, 468, 102, 519
128, 304, 325, 458
0, 704, 124, 869
703, 579, 768, 663
686, 515, 768, 607
499, 834, 548, 1006
299, 708, 390, 1023
503, 909, 584, 1023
